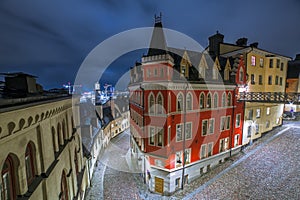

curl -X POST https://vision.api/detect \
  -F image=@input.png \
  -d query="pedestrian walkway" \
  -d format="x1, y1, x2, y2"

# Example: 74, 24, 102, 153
85, 125, 297, 199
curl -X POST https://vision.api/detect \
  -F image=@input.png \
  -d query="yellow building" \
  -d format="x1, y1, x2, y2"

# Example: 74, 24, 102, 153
208, 33, 291, 144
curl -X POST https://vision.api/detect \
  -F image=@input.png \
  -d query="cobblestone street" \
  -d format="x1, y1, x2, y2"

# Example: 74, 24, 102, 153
85, 122, 300, 200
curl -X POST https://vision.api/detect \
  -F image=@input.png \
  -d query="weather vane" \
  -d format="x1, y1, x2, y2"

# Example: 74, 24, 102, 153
154, 12, 162, 23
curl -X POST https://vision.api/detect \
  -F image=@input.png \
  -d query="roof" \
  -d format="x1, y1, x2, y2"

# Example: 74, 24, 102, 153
0, 72, 38, 78
147, 21, 168, 56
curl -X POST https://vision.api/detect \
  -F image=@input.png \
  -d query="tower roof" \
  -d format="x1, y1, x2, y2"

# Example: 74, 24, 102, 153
147, 14, 167, 56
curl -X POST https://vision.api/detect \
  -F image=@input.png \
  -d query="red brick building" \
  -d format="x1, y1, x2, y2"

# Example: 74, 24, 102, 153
129, 19, 246, 195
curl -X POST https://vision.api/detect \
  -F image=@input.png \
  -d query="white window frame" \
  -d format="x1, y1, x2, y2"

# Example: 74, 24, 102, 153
176, 124, 183, 142
209, 118, 215, 134
202, 120, 208, 136
200, 144, 207, 159
235, 114, 241, 128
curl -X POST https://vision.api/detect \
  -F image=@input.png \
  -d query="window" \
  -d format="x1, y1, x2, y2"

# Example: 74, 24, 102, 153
280, 62, 284, 71
275, 76, 279, 85
207, 143, 213, 157
200, 93, 205, 109
175, 178, 180, 188
149, 94, 155, 114
279, 77, 283, 86
176, 151, 183, 167
268, 75, 272, 85
181, 65, 187, 77
147, 69, 151, 78
157, 129, 163, 147
269, 59, 273, 68
239, 68, 244, 82
209, 118, 215, 134
149, 127, 155, 145
259, 75, 263, 85
251, 74, 255, 84
255, 124, 259, 134
219, 138, 229, 153
177, 93, 184, 111
157, 94, 163, 114
200, 144, 206, 159
25, 143, 36, 185
266, 120, 270, 128
74, 149, 79, 175
202, 120, 208, 136
266, 107, 270, 115
168, 93, 171, 113
220, 117, 226, 131
222, 93, 226, 107
213, 93, 218, 108
251, 56, 256, 66
185, 149, 191, 164
236, 114, 241, 128
186, 93, 192, 111
207, 93, 212, 108
276, 59, 280, 68
256, 108, 261, 118
234, 135, 239, 147
160, 68, 164, 77
176, 124, 183, 142
60, 171, 69, 200
227, 93, 232, 106
154, 68, 158, 76
155, 159, 164, 168
226, 116, 231, 130
167, 126, 171, 147
260, 58, 264, 67
2, 156, 16, 200
185, 123, 192, 140
248, 109, 253, 120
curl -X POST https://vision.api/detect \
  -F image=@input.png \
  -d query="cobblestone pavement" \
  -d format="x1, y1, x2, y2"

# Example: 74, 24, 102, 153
85, 122, 300, 200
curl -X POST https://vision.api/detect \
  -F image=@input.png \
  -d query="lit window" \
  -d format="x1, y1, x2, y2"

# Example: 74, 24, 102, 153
234, 135, 239, 147
185, 149, 191, 164
260, 58, 264, 67
256, 108, 261, 118
266, 107, 271, 115
251, 56, 256, 66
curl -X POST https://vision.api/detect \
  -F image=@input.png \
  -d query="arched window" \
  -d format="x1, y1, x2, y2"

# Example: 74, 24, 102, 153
177, 93, 184, 111
1, 156, 16, 200
25, 143, 36, 185
149, 93, 155, 114
186, 93, 192, 111
207, 93, 212, 108
222, 92, 226, 107
62, 120, 67, 141
157, 94, 163, 114
227, 92, 232, 106
200, 93, 205, 109
60, 171, 68, 200
213, 93, 218, 108
74, 149, 79, 176
57, 123, 63, 146
168, 93, 171, 113
52, 127, 58, 152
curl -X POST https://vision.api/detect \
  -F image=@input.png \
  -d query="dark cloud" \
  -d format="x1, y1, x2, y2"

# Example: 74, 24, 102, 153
0, 0, 299, 90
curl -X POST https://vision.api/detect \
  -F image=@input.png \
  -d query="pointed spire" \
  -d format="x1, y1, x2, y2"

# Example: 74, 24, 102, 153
147, 13, 167, 56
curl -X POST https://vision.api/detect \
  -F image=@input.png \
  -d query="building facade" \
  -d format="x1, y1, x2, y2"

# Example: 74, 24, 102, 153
0, 95, 88, 200
128, 20, 245, 195
217, 37, 291, 144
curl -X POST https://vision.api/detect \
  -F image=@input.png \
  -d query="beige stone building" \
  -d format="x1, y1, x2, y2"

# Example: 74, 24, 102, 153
0, 94, 89, 200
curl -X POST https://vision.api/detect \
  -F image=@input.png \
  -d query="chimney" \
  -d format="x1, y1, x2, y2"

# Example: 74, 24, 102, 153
208, 31, 224, 56
250, 42, 259, 48
236, 38, 248, 46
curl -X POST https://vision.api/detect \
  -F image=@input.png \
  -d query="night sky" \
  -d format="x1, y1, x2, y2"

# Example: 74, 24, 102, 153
0, 0, 300, 90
